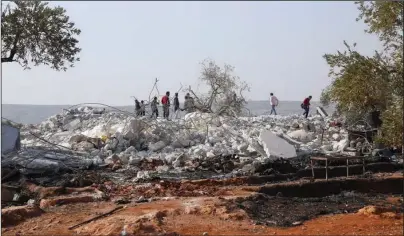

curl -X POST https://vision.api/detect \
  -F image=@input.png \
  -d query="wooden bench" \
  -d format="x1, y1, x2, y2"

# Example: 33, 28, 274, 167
310, 156, 366, 180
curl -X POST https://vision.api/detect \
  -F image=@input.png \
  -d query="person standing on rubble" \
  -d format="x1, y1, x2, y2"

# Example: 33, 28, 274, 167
183, 93, 195, 113
150, 96, 159, 118
140, 100, 146, 116
173, 93, 180, 119
269, 93, 279, 115
161, 91, 170, 119
301, 95, 312, 118
188, 96, 195, 113
135, 99, 141, 116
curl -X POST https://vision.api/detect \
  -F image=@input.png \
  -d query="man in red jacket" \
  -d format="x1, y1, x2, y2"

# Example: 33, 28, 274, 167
161, 91, 170, 119
301, 95, 312, 118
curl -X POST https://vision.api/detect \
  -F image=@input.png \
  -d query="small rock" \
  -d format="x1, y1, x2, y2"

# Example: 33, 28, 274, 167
156, 165, 170, 173
206, 151, 216, 158
292, 221, 302, 226
137, 171, 150, 180
332, 133, 340, 141
193, 148, 206, 157
149, 141, 166, 152
105, 154, 120, 165
27, 199, 36, 206
128, 156, 142, 166
114, 197, 131, 204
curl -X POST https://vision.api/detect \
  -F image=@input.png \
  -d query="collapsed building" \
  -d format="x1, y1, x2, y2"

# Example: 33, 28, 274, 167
1, 106, 398, 179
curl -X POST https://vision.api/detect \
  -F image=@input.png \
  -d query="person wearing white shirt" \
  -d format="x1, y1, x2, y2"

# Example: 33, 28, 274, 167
269, 93, 279, 115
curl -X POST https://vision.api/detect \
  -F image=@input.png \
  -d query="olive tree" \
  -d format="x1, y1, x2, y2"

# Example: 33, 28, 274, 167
321, 1, 403, 147
1, 0, 81, 71
187, 59, 250, 116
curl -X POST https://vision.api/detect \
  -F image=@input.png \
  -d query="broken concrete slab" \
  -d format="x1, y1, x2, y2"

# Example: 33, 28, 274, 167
259, 130, 297, 159
316, 107, 328, 117
63, 119, 81, 131
1, 123, 21, 154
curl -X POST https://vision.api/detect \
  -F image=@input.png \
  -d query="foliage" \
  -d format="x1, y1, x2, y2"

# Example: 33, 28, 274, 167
1, 0, 81, 71
356, 1, 403, 52
322, 41, 392, 114
377, 98, 403, 147
186, 59, 250, 116
356, 1, 404, 97
322, 1, 403, 146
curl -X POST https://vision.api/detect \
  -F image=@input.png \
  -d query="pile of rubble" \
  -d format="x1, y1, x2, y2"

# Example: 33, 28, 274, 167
2, 106, 354, 177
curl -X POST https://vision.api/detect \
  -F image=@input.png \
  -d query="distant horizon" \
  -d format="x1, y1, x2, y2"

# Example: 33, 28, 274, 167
2, 100, 335, 125
2, 100, 323, 107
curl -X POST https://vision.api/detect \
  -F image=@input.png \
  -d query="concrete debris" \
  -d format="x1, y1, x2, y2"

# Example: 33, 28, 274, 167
259, 131, 297, 159
287, 129, 315, 143
316, 106, 328, 117
2, 106, 359, 175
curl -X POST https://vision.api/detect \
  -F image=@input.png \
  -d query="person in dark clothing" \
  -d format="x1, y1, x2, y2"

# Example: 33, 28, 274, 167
161, 91, 170, 119
174, 93, 180, 112
173, 93, 180, 119
150, 96, 159, 118
140, 100, 146, 116
301, 95, 312, 118
182, 93, 195, 113
135, 99, 141, 116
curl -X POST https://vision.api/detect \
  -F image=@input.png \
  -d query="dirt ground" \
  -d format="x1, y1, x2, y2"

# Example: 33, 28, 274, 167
2, 173, 403, 235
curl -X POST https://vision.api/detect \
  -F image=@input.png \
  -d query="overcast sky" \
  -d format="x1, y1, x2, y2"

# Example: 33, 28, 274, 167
2, 1, 382, 106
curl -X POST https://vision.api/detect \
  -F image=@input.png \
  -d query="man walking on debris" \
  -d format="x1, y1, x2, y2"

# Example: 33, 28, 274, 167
301, 95, 312, 118
269, 92, 279, 115
150, 96, 159, 118
161, 91, 170, 119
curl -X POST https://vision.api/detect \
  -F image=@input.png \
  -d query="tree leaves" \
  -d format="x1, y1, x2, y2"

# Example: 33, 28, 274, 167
356, 1, 403, 52
1, 0, 81, 71
324, 1, 403, 146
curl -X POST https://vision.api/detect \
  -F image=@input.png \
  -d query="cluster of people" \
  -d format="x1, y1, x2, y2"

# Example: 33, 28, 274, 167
134, 100, 146, 116
269, 93, 312, 118
135, 91, 196, 119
